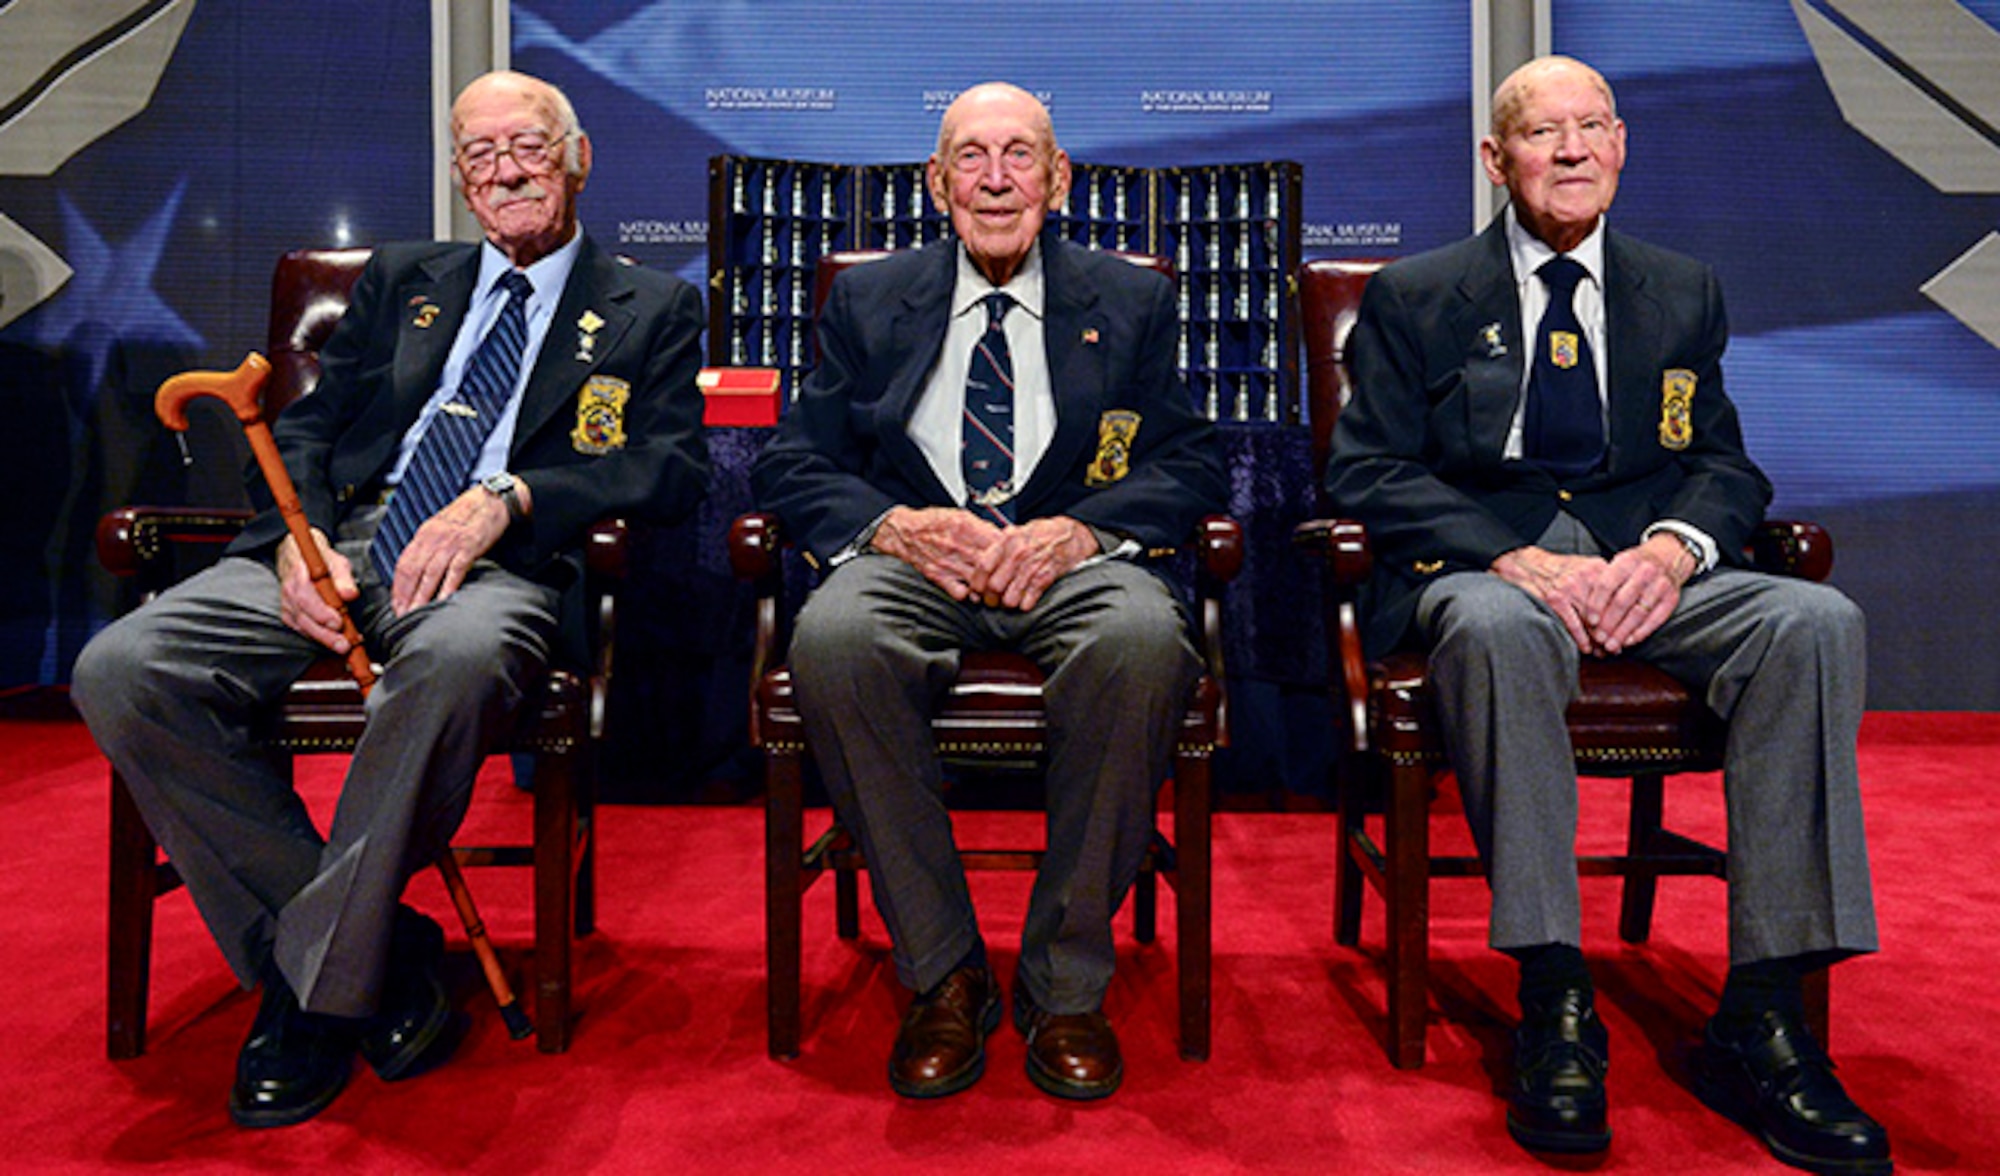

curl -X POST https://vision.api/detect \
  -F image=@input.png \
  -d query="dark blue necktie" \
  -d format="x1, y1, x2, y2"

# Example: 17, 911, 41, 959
962, 292, 1017, 524
1523, 256, 1604, 477
370, 270, 533, 581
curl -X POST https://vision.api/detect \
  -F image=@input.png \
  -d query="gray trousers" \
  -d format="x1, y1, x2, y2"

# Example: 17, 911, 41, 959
788, 554, 1200, 1014
71, 517, 560, 1018
1414, 520, 1878, 967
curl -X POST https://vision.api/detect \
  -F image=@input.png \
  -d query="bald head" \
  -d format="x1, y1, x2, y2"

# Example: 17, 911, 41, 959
925, 81, 1071, 287
449, 70, 594, 267
1489, 55, 1617, 139
1480, 55, 1626, 253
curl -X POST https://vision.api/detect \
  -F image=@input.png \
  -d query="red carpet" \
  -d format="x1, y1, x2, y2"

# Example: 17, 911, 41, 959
0, 707, 1993, 1173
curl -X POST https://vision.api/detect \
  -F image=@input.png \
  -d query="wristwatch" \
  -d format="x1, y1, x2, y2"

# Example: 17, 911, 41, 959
481, 471, 526, 523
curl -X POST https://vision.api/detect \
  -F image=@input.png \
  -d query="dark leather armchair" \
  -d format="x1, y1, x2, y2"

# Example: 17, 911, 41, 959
101, 247, 615, 1057
1289, 257, 1830, 1068
738, 247, 1236, 1063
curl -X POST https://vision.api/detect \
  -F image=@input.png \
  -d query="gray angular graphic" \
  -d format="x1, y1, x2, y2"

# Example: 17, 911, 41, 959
0, 0, 196, 326
1793, 0, 2000, 347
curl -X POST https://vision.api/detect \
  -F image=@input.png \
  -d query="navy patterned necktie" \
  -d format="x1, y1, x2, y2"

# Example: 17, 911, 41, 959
370, 270, 534, 582
962, 291, 1017, 524
1523, 255, 1604, 477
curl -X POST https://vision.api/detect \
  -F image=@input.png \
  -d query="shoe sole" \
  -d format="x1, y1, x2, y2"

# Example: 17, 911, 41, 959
228, 1058, 352, 1129
887, 993, 1002, 1099
1506, 1109, 1610, 1154
1692, 1062, 1892, 1176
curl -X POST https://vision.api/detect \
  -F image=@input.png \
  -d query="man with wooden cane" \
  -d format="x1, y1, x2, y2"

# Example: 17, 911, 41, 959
72, 70, 707, 1127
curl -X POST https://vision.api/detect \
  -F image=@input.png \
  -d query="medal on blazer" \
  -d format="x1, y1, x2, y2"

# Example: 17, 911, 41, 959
571, 375, 631, 454
1659, 369, 1696, 450
1087, 409, 1140, 487
576, 309, 605, 363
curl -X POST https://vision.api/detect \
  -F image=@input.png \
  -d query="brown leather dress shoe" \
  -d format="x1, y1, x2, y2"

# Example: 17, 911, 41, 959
1013, 986, 1122, 1100
888, 964, 1000, 1098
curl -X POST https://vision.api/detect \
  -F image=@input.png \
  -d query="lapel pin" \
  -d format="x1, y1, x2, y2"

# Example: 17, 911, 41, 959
1082, 327, 1100, 345
1476, 322, 1506, 357
576, 309, 605, 362
413, 303, 440, 328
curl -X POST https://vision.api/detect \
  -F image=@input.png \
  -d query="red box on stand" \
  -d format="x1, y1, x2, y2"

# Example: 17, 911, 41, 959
698, 367, 781, 427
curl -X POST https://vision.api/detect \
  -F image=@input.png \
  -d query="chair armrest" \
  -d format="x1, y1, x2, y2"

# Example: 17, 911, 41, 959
1746, 520, 1832, 582
96, 506, 254, 598
1292, 517, 1376, 753
728, 511, 785, 586
583, 517, 628, 583
1193, 514, 1244, 586
729, 512, 788, 705
1290, 517, 1373, 586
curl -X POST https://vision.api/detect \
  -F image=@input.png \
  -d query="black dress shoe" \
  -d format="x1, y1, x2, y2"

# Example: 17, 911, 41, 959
1507, 986, 1611, 1154
888, 964, 1000, 1098
1697, 1009, 1892, 1175
229, 970, 357, 1129
359, 907, 462, 1082
1013, 986, 1122, 1101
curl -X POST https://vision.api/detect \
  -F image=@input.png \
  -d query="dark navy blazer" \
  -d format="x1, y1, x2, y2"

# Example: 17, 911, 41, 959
752, 235, 1226, 568
1327, 218, 1773, 657
234, 235, 710, 657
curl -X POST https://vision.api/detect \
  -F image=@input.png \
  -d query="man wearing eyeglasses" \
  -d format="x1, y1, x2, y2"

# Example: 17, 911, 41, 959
753, 82, 1225, 1101
72, 70, 707, 1127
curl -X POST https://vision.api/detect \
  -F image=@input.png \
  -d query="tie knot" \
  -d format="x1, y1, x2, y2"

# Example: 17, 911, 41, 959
498, 270, 534, 301
1538, 255, 1586, 297
982, 291, 1013, 330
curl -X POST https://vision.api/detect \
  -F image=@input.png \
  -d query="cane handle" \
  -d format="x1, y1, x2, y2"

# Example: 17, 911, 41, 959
156, 353, 273, 432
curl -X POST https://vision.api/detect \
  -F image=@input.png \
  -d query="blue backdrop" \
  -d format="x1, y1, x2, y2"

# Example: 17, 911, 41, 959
2, 1, 1992, 752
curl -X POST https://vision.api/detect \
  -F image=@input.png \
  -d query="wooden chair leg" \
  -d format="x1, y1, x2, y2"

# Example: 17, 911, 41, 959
1385, 760, 1432, 1069
574, 745, 597, 938
1618, 773, 1665, 944
1174, 748, 1213, 1061
1332, 753, 1366, 946
531, 746, 578, 1053
108, 771, 160, 1059
834, 849, 861, 941
766, 746, 805, 1059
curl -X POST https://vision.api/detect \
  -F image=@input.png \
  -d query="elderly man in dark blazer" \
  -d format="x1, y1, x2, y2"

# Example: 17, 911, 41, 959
73, 70, 707, 1128
1326, 56, 1888, 1174
753, 81, 1224, 1102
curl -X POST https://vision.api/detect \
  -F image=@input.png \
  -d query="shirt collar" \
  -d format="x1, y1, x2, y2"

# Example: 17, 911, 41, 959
951, 240, 1045, 323
474, 230, 584, 313
1503, 205, 1606, 290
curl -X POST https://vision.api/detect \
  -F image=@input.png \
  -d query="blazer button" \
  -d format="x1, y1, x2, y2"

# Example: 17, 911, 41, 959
1557, 488, 1574, 502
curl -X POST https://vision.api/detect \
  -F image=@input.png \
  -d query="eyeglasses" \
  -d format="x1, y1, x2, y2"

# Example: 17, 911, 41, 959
456, 130, 571, 182
949, 142, 1042, 175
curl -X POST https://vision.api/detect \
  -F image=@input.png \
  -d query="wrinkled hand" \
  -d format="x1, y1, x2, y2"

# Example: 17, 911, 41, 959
969, 515, 1098, 611
1489, 545, 1614, 654
384, 487, 512, 616
276, 528, 359, 653
1583, 534, 1692, 655
1491, 534, 1695, 656
870, 505, 1006, 601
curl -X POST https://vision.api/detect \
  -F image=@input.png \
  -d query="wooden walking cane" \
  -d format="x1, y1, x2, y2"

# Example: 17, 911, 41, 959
157, 352, 534, 1040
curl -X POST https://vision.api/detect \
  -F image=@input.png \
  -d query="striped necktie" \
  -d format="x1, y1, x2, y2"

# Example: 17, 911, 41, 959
962, 292, 1017, 524
370, 270, 533, 582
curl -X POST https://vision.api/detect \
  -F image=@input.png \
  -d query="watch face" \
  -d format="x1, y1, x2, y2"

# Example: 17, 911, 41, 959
484, 473, 515, 494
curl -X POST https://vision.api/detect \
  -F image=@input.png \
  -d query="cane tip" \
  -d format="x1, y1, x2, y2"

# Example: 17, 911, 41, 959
501, 1003, 534, 1040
